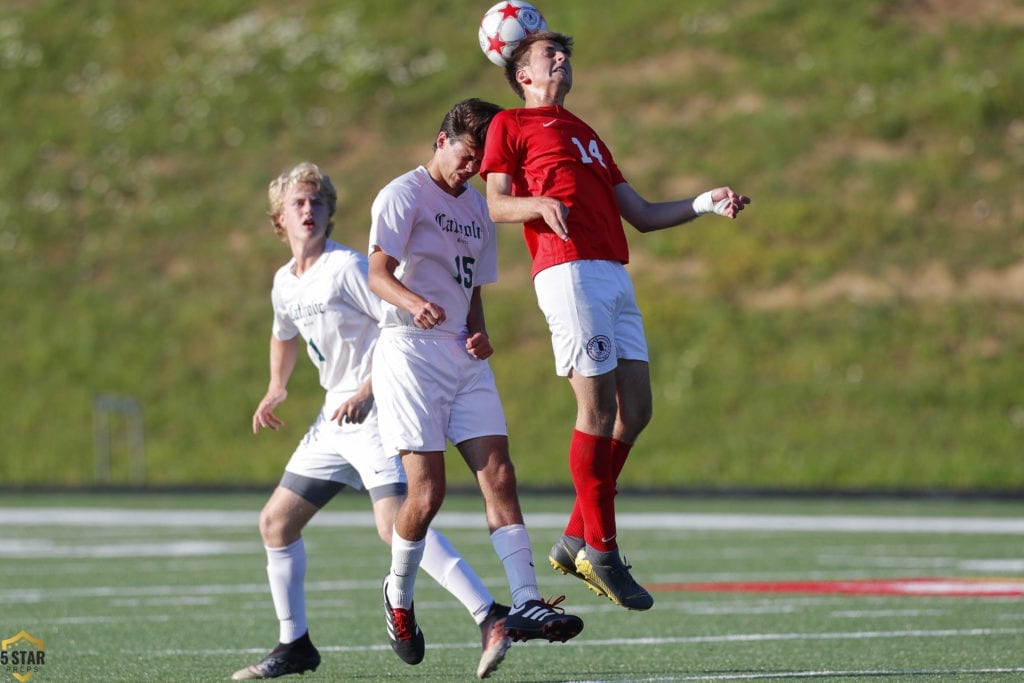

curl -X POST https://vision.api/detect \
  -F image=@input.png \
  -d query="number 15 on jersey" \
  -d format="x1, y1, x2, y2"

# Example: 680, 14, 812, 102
454, 255, 475, 288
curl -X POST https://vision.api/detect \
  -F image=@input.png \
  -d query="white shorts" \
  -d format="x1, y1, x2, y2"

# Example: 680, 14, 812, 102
534, 260, 649, 377
372, 328, 508, 454
284, 398, 405, 491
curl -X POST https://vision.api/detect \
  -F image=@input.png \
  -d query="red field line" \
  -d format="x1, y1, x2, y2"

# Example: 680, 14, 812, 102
651, 577, 1024, 597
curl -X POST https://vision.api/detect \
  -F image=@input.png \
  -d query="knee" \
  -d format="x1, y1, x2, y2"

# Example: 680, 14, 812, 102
578, 393, 620, 436
495, 459, 519, 495
597, 396, 621, 431
258, 507, 302, 547
407, 482, 445, 523
619, 397, 652, 440
625, 401, 653, 434
478, 455, 518, 496
258, 507, 285, 545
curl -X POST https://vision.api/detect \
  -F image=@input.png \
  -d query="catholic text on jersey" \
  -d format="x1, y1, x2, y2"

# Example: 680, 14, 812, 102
435, 212, 483, 242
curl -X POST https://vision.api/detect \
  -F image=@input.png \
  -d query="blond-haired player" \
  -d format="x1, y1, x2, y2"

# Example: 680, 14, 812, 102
233, 162, 510, 680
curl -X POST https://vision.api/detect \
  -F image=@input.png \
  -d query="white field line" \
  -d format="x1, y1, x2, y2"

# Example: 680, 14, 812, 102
570, 668, 1024, 682
4, 507, 1024, 534
0, 579, 377, 604
139, 626, 1024, 656
0, 538, 255, 558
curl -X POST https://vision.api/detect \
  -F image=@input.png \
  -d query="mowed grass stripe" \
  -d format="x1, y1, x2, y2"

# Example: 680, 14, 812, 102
7, 507, 1024, 534
143, 625, 1024, 655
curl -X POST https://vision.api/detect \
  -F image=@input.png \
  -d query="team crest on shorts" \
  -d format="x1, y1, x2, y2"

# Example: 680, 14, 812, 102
586, 335, 612, 362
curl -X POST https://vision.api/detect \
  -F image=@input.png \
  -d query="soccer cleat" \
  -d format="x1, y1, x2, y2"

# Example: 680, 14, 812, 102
574, 546, 654, 611
504, 595, 584, 643
231, 632, 321, 680
548, 534, 585, 580
382, 576, 425, 665
476, 601, 511, 679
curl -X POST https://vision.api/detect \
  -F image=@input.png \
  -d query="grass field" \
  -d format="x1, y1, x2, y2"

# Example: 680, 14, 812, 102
5, 0, 1024, 491
2, 491, 1022, 681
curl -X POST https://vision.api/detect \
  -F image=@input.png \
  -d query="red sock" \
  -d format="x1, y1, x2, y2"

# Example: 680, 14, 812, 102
564, 437, 633, 540
610, 437, 632, 495
567, 430, 617, 552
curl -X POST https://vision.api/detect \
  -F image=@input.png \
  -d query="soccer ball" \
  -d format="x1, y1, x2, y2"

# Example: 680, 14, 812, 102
478, 1, 548, 67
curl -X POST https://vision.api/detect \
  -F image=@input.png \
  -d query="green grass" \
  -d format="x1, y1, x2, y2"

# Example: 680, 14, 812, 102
2, 492, 1023, 681
3, 0, 1024, 490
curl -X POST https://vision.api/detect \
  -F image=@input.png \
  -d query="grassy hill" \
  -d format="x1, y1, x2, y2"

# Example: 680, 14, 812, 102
3, 0, 1023, 492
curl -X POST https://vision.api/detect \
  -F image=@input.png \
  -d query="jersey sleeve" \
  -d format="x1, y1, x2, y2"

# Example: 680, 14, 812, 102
336, 252, 384, 323
270, 280, 299, 341
368, 181, 415, 260
480, 111, 518, 180
600, 139, 627, 187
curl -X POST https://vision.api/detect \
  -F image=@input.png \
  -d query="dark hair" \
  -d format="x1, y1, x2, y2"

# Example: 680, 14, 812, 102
503, 31, 574, 100
434, 98, 504, 150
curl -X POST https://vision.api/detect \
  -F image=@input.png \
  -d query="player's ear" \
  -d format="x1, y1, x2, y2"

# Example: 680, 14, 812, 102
435, 130, 448, 148
515, 67, 530, 86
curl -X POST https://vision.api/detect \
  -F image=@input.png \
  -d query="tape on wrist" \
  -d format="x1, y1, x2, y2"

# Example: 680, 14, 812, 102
692, 191, 715, 215
693, 191, 730, 217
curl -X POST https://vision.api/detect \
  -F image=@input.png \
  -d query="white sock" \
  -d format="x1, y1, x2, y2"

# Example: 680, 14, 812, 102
265, 538, 307, 644
421, 527, 494, 624
388, 529, 425, 609
490, 524, 541, 608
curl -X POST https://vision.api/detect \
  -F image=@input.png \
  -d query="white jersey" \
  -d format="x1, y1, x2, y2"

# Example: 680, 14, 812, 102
271, 240, 383, 397
368, 166, 498, 335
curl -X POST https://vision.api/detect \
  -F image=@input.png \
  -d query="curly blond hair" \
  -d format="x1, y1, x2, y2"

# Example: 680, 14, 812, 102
267, 162, 338, 241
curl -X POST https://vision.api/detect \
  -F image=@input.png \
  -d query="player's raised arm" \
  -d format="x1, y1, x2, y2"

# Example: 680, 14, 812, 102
615, 183, 751, 234
485, 171, 570, 241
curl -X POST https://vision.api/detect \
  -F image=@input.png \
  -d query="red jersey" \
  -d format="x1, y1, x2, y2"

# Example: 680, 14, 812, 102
481, 105, 629, 277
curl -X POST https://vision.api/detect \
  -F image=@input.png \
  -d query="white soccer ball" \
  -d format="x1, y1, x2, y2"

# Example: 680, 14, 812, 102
478, 1, 548, 67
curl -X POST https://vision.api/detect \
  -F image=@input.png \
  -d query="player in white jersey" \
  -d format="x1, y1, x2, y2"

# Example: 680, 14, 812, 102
367, 99, 584, 667
233, 162, 511, 681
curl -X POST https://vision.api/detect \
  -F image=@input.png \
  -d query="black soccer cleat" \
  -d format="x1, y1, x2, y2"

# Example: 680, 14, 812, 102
504, 595, 583, 643
548, 534, 585, 580
574, 546, 654, 611
476, 601, 511, 679
382, 575, 425, 665
231, 632, 321, 680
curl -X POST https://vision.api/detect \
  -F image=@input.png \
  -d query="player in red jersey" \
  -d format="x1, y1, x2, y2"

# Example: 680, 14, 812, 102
481, 31, 751, 611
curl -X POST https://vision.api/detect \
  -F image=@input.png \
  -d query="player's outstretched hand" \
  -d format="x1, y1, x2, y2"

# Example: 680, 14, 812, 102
252, 389, 287, 433
695, 187, 751, 218
331, 388, 374, 425
465, 332, 493, 360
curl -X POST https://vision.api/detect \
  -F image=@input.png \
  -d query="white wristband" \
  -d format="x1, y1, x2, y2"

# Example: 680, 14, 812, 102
693, 191, 730, 217
692, 191, 714, 215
